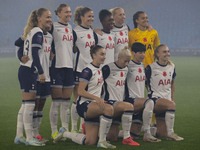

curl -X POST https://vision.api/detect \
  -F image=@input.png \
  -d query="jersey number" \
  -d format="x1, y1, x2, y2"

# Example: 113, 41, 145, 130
24, 40, 30, 56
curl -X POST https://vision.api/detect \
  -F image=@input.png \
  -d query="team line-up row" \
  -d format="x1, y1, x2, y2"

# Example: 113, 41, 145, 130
14, 4, 183, 148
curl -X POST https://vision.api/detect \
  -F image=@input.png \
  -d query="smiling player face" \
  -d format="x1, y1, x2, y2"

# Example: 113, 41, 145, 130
113, 8, 126, 26
102, 15, 114, 31
58, 6, 72, 24
157, 46, 170, 64
133, 51, 145, 63
38, 10, 52, 32
81, 11, 94, 28
136, 13, 149, 28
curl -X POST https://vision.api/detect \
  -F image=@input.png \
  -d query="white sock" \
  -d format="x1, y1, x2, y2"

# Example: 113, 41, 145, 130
60, 99, 70, 131
79, 118, 84, 130
98, 115, 112, 143
122, 111, 133, 139
49, 100, 61, 134
71, 102, 79, 131
165, 110, 175, 136
63, 131, 86, 145
37, 111, 43, 134
32, 111, 38, 137
118, 130, 123, 138
16, 102, 25, 138
143, 100, 154, 134
23, 100, 35, 140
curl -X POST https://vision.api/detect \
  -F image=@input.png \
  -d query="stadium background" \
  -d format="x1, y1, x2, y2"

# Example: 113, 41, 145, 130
0, 0, 199, 57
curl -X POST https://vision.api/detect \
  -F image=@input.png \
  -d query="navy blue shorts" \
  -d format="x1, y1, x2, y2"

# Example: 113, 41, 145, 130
73, 71, 81, 84
107, 100, 121, 124
77, 99, 100, 124
18, 66, 37, 93
36, 82, 51, 99
50, 67, 75, 88
124, 97, 136, 105
150, 97, 161, 104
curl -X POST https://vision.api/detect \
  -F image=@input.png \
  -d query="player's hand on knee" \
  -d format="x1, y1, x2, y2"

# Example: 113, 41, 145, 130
95, 97, 105, 110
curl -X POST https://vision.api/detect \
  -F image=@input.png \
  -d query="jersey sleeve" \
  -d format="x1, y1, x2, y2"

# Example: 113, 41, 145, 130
32, 32, 43, 48
15, 37, 24, 61
172, 67, 176, 80
15, 37, 24, 47
102, 65, 110, 80
93, 32, 98, 45
145, 65, 152, 86
79, 67, 93, 83
73, 30, 77, 45
32, 47, 44, 75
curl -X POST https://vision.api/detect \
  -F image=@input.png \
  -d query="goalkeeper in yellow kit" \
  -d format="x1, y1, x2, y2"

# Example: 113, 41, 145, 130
129, 11, 160, 67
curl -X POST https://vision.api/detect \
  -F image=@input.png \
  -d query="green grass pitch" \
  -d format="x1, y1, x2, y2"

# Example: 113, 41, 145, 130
0, 57, 199, 150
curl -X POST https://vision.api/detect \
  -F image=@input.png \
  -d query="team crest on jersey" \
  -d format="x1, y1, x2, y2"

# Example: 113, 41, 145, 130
138, 68, 142, 73
87, 34, 91, 39
108, 36, 112, 41
37, 35, 42, 43
163, 71, 167, 77
65, 28, 69, 33
120, 72, 123, 77
120, 31, 123, 36
143, 37, 147, 42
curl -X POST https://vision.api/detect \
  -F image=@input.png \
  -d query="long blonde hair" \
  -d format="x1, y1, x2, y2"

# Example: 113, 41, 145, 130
74, 6, 92, 25
154, 44, 173, 65
22, 8, 48, 39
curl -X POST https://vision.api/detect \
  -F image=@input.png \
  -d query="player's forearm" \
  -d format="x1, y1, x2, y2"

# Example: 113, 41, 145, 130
171, 80, 175, 101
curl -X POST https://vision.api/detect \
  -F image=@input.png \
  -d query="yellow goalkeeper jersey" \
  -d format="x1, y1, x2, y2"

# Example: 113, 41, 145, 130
128, 28, 160, 67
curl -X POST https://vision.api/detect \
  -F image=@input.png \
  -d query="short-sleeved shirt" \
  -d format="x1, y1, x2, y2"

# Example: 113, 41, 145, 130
79, 63, 104, 104
145, 61, 176, 100
102, 62, 128, 101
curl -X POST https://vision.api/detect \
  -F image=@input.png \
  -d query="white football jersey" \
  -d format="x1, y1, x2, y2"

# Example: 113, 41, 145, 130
73, 26, 95, 72
97, 31, 115, 65
21, 27, 43, 69
112, 24, 129, 61
79, 63, 104, 104
102, 62, 128, 101
145, 62, 176, 100
126, 60, 146, 98
37, 32, 53, 82
52, 22, 73, 68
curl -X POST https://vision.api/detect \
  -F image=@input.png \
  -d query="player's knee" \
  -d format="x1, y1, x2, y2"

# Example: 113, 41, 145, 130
123, 102, 134, 111
104, 104, 114, 116
167, 101, 176, 110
